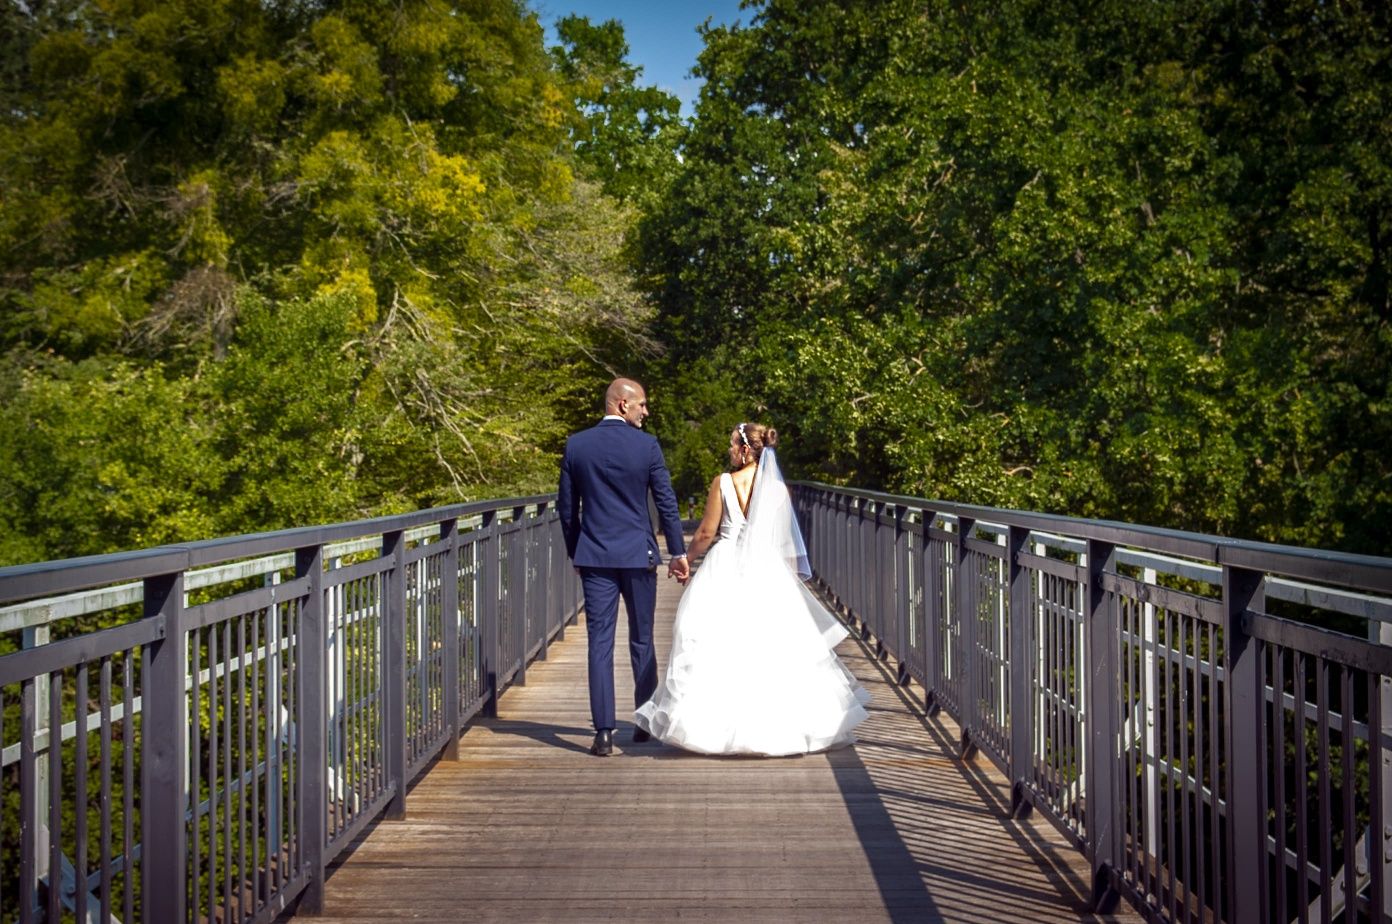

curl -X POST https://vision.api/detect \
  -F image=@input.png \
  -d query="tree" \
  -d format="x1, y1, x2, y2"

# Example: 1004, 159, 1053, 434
0, 0, 663, 564
550, 14, 684, 205
639, 0, 1391, 553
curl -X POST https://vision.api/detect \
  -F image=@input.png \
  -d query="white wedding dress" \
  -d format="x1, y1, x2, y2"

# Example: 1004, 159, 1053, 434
635, 462, 870, 756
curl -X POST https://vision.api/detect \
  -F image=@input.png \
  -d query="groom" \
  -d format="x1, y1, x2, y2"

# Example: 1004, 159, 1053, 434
557, 378, 689, 756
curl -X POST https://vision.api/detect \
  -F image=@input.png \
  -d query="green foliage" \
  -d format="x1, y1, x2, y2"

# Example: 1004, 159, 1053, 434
550, 15, 684, 205
640, 0, 1391, 554
0, 0, 667, 565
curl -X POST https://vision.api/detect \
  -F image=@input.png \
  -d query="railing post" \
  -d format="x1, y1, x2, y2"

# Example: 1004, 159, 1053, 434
957, 516, 977, 757
480, 511, 501, 718
141, 570, 187, 924
382, 529, 407, 819
535, 502, 551, 661
1084, 539, 1120, 912
835, 494, 851, 614
1008, 525, 1032, 816
856, 499, 872, 638
295, 544, 328, 913
873, 503, 888, 655
441, 519, 461, 760
1225, 564, 1267, 924
512, 504, 528, 686
894, 505, 911, 685
920, 511, 940, 714
553, 510, 567, 642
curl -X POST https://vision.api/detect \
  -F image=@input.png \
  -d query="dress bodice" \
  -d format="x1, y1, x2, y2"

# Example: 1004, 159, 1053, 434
717, 472, 748, 543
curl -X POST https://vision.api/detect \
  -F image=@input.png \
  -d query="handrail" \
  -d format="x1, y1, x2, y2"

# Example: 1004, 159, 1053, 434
0, 494, 580, 923
792, 480, 1392, 593
790, 481, 1392, 924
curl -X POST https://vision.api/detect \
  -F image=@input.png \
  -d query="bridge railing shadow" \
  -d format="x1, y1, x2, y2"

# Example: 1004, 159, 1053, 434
0, 495, 580, 923
792, 480, 1392, 924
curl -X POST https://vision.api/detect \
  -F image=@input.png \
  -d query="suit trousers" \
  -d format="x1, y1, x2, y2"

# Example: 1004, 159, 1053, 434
580, 567, 659, 731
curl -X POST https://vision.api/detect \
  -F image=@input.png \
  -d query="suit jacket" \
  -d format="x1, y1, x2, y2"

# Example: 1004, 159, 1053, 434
557, 419, 687, 569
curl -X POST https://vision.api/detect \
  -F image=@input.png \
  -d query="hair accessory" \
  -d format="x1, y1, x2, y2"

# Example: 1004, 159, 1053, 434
738, 423, 750, 446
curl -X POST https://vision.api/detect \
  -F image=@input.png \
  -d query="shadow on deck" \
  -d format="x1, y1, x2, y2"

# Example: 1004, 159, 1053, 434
293, 571, 1137, 923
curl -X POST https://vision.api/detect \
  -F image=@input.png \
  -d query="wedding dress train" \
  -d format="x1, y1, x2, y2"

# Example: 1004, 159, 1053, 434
635, 456, 870, 756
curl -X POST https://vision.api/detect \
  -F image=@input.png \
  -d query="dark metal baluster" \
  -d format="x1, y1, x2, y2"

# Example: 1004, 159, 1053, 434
191, 629, 203, 924
1076, 580, 1086, 834
1207, 622, 1222, 922
1196, 622, 1212, 923
1049, 576, 1060, 806
238, 615, 248, 921
1225, 565, 1266, 924
210, 624, 223, 920
1008, 526, 1031, 815
342, 578, 353, 831
1317, 657, 1332, 923
223, 619, 233, 919
46, 672, 60, 924
99, 658, 113, 922
1340, 666, 1355, 924
922, 515, 940, 708
354, 575, 365, 812
1084, 539, 1119, 912
1163, 611, 1176, 920
1125, 597, 1140, 894
122, 650, 134, 924
957, 518, 976, 755
1271, 647, 1286, 924
75, 663, 88, 923
21, 676, 35, 924
1294, 648, 1309, 921
266, 610, 281, 893
296, 543, 327, 912
143, 571, 188, 922
251, 606, 261, 912
1178, 616, 1192, 921
286, 594, 299, 879
480, 513, 500, 718
1369, 669, 1387, 919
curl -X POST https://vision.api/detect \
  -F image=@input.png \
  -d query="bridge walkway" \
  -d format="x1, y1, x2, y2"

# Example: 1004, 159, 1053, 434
305, 565, 1134, 923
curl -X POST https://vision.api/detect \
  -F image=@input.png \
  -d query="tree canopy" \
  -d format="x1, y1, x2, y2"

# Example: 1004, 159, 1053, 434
639, 0, 1391, 554
1, 0, 1387, 565
0, 0, 677, 564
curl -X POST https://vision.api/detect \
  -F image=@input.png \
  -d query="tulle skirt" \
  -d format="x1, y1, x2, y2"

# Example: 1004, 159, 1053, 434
635, 540, 870, 756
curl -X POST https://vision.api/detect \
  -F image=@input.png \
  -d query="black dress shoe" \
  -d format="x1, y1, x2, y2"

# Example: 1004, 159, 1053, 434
590, 729, 613, 756
632, 727, 652, 743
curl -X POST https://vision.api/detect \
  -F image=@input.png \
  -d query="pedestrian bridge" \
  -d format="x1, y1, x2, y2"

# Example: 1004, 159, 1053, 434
0, 484, 1388, 922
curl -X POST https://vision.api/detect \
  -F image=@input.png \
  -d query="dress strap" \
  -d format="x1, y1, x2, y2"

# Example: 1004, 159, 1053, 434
724, 471, 752, 517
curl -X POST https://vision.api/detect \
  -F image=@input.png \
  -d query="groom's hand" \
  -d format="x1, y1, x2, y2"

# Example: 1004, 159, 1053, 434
667, 554, 690, 583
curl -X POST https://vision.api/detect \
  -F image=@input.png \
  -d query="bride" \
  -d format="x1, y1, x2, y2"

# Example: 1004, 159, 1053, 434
634, 422, 870, 756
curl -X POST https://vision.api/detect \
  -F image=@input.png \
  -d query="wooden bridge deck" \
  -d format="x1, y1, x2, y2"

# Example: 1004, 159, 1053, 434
304, 566, 1138, 923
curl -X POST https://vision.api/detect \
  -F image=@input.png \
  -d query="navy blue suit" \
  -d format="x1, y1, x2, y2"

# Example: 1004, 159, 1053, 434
557, 418, 686, 731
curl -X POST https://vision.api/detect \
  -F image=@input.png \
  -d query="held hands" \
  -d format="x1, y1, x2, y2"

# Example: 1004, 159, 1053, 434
667, 554, 691, 585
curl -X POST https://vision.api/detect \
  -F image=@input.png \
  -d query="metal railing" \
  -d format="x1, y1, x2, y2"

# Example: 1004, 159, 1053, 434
792, 482, 1392, 924
0, 496, 581, 923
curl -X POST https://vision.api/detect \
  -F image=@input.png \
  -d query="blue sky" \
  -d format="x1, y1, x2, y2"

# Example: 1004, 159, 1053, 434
534, 1, 752, 118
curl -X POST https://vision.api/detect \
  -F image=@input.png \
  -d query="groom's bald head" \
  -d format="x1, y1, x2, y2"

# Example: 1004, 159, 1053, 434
605, 378, 649, 427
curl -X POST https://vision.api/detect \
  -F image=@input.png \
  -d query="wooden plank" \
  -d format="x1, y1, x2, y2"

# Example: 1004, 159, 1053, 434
299, 557, 1139, 923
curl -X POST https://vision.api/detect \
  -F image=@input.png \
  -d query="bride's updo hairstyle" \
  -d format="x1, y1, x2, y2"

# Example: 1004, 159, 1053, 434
736, 421, 779, 457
